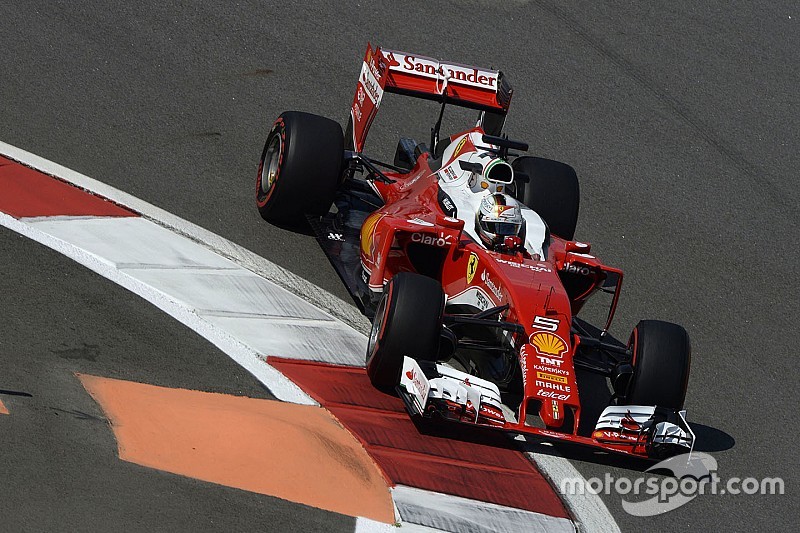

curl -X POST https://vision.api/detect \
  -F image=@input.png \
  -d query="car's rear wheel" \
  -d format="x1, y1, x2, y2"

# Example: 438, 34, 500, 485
511, 156, 580, 240
366, 273, 445, 390
255, 111, 343, 225
625, 320, 691, 409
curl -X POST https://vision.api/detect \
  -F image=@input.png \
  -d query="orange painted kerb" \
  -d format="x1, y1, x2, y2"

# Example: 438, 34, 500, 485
0, 398, 8, 415
78, 374, 394, 523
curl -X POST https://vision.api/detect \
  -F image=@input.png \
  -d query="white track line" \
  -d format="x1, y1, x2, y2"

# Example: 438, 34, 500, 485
392, 484, 575, 533
353, 517, 396, 533
0, 140, 618, 533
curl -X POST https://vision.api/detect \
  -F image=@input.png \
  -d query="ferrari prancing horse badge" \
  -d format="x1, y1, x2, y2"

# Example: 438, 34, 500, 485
466, 252, 479, 284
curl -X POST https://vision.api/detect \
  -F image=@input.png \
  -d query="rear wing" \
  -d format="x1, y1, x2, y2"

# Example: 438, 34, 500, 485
348, 44, 513, 151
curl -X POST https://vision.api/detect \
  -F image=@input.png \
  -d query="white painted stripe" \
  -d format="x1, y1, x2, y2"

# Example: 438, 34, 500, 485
191, 311, 341, 322
116, 264, 243, 271
21, 215, 120, 223
1, 141, 617, 532
392, 523, 443, 532
356, 516, 450, 532
528, 451, 620, 533
0, 211, 316, 406
24, 216, 367, 366
2, 140, 372, 336
353, 517, 396, 533
24, 216, 244, 271
203, 315, 365, 362
392, 485, 575, 533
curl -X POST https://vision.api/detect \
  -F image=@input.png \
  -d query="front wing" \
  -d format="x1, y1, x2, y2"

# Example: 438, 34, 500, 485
399, 357, 695, 460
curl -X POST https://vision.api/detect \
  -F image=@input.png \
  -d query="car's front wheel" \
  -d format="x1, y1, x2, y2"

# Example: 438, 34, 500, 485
255, 111, 343, 225
366, 273, 445, 390
624, 320, 691, 409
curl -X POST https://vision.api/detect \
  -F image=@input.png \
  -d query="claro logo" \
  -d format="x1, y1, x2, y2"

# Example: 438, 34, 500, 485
411, 233, 452, 247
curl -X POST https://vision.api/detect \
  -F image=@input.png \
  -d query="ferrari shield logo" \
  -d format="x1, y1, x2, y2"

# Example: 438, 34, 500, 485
466, 252, 479, 284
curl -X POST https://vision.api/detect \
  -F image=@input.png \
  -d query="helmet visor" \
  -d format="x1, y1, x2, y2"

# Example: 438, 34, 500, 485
483, 221, 521, 236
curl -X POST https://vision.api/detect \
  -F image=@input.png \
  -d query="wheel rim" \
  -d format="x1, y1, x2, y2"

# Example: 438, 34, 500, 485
260, 134, 282, 196
367, 295, 387, 360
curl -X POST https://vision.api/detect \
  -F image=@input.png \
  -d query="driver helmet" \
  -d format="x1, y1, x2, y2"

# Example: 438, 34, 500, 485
475, 193, 525, 250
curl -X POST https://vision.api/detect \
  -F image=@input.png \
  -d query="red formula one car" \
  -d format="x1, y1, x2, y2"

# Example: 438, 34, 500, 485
255, 44, 695, 459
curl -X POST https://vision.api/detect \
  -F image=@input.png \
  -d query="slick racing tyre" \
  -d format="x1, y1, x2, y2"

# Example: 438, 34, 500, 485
366, 273, 445, 390
625, 320, 691, 409
511, 156, 580, 240
256, 111, 343, 225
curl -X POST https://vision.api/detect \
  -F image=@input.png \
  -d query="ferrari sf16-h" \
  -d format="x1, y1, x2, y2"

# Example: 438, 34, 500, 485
255, 44, 695, 459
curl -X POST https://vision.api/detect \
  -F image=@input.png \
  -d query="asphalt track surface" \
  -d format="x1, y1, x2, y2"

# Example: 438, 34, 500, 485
1, 1, 797, 531
0, 228, 353, 532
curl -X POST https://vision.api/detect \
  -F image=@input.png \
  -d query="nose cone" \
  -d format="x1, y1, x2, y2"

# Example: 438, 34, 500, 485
540, 399, 565, 428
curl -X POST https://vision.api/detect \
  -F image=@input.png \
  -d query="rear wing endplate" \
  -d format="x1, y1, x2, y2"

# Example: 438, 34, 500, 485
348, 44, 513, 151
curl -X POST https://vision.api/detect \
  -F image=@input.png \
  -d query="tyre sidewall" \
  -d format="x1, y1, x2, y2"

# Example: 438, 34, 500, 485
256, 111, 343, 224
256, 117, 286, 210
626, 320, 691, 409
366, 273, 444, 389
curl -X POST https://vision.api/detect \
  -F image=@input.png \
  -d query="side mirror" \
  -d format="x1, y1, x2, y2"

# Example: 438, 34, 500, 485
565, 241, 591, 253
436, 215, 465, 231
436, 215, 465, 248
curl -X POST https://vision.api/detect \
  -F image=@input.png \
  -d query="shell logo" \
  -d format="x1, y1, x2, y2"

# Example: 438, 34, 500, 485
529, 332, 567, 358
360, 213, 384, 256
